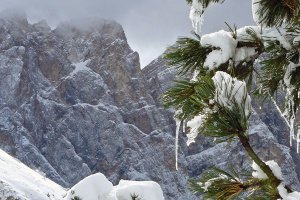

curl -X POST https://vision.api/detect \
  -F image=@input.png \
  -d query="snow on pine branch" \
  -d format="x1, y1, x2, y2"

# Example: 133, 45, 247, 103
252, 160, 300, 200
198, 26, 294, 71
189, 0, 204, 33
200, 30, 237, 70
186, 115, 203, 146
252, 160, 283, 180
212, 71, 251, 117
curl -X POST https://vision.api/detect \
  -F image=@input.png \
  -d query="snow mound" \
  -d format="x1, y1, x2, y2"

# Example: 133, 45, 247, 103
0, 149, 66, 200
64, 173, 165, 200
107, 180, 165, 200
64, 173, 113, 200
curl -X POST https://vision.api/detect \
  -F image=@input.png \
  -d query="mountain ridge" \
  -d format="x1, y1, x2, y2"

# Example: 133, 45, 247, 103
0, 12, 196, 199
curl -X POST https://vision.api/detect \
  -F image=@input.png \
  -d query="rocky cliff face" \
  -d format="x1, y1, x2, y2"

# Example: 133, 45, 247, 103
0, 12, 196, 199
143, 55, 300, 192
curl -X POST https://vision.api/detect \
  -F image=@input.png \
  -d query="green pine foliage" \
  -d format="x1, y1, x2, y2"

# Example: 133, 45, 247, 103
162, 0, 300, 199
161, 76, 214, 120
190, 167, 280, 200
186, 0, 299, 27
255, 0, 299, 27
164, 33, 211, 76
200, 102, 249, 143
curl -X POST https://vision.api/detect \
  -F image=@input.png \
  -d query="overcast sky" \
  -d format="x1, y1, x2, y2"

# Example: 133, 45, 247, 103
0, 0, 255, 67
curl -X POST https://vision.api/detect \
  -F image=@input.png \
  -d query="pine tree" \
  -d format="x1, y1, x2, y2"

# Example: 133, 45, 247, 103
162, 0, 300, 199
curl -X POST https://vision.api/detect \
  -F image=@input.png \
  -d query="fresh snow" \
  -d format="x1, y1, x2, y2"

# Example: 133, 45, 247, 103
189, 0, 204, 33
0, 149, 66, 200
252, 160, 300, 200
200, 174, 228, 192
236, 26, 261, 38
277, 183, 300, 200
65, 173, 165, 200
0, 149, 165, 200
212, 71, 251, 117
200, 30, 237, 70
263, 30, 291, 50
64, 173, 113, 200
107, 180, 165, 200
70, 59, 91, 77
234, 47, 257, 64
252, 160, 283, 180
186, 115, 203, 146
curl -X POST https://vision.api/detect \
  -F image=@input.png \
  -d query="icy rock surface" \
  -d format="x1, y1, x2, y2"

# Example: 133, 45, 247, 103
0, 13, 196, 199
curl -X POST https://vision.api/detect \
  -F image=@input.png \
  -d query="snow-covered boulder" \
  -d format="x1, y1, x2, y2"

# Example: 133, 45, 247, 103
64, 173, 164, 200
64, 173, 113, 200
108, 180, 164, 200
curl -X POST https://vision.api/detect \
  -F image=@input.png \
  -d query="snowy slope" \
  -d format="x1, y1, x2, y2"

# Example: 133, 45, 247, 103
0, 149, 66, 200
0, 148, 164, 200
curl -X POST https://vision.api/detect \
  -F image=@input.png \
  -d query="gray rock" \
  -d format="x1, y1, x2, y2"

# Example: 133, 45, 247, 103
0, 12, 196, 199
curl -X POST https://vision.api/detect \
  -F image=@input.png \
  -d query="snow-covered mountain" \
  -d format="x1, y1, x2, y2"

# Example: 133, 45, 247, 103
0, 11, 195, 199
0, 10, 300, 199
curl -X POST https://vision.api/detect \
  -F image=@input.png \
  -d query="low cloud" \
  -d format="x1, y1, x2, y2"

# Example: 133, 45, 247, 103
0, 0, 254, 67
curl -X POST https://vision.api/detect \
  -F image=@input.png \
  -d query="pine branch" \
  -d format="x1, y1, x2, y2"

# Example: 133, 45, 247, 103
161, 76, 214, 119
254, 0, 299, 27
200, 104, 248, 143
186, 0, 299, 27
190, 167, 280, 199
237, 134, 283, 189
164, 32, 212, 76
